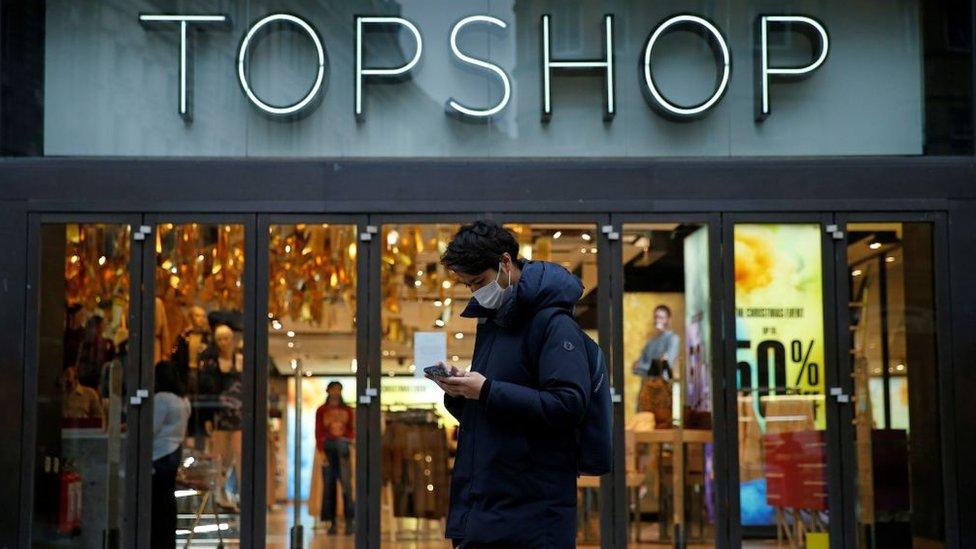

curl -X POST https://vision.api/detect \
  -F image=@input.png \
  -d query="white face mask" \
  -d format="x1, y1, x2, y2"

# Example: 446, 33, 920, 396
472, 262, 512, 310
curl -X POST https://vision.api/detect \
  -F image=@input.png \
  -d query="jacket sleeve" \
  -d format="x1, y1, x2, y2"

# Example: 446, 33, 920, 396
444, 394, 465, 422
483, 314, 590, 430
314, 406, 325, 452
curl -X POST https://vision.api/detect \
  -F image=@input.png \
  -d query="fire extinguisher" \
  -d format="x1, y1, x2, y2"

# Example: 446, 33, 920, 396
58, 462, 82, 535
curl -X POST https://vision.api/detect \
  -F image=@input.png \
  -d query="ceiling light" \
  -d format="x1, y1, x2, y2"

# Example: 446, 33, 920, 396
417, 270, 424, 277
351, 359, 358, 372
434, 319, 445, 327
868, 242, 881, 250
451, 355, 460, 362
290, 359, 298, 370
885, 256, 895, 263
287, 342, 295, 348
852, 269, 862, 277
896, 363, 905, 372
444, 298, 452, 306
581, 233, 591, 241
590, 247, 597, 254
442, 281, 452, 289
454, 332, 464, 340
553, 231, 562, 239
387, 230, 399, 247
434, 300, 443, 307
272, 321, 282, 331
580, 247, 588, 254
414, 280, 422, 287
286, 330, 295, 338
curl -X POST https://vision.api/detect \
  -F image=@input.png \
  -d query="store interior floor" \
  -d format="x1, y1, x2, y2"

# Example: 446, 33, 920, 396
261, 502, 780, 548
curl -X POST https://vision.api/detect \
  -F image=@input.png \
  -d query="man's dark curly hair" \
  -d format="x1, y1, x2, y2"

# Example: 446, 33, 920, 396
440, 220, 520, 275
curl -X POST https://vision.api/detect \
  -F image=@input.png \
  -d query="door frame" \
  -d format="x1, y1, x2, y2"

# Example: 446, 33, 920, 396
832, 211, 957, 548
253, 214, 370, 549
720, 212, 844, 548
19, 213, 145, 548
610, 213, 726, 549
139, 213, 257, 549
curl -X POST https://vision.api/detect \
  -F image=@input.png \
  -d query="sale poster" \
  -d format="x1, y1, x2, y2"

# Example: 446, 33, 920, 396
734, 224, 826, 431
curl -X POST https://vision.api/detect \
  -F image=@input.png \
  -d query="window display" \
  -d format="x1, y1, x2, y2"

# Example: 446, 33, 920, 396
621, 223, 715, 545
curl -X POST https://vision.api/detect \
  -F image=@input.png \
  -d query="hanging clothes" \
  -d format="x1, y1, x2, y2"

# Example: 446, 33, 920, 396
381, 410, 450, 519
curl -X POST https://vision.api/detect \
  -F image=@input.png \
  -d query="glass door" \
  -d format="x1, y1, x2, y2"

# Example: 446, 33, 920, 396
723, 215, 844, 549
834, 215, 950, 549
611, 216, 723, 548
256, 216, 367, 549
138, 215, 255, 548
25, 215, 142, 548
365, 216, 611, 548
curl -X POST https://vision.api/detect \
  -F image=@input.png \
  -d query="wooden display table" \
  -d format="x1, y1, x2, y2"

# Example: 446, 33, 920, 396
632, 428, 713, 543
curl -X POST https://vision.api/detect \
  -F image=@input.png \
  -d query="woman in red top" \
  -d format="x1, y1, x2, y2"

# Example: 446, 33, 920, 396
315, 381, 355, 535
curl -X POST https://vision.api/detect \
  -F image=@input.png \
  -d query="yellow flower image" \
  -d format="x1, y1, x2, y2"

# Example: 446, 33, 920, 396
734, 231, 775, 293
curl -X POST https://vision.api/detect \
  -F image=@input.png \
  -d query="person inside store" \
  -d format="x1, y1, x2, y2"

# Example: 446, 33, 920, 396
197, 323, 244, 510
61, 364, 104, 426
426, 220, 591, 548
633, 304, 680, 427
314, 381, 355, 536
63, 302, 86, 370
151, 360, 190, 549
76, 314, 114, 390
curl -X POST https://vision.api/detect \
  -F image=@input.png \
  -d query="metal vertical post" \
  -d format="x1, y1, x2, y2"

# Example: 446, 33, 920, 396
291, 361, 304, 549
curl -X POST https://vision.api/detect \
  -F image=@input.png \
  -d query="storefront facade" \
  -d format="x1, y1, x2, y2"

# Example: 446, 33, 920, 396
1, 1, 974, 548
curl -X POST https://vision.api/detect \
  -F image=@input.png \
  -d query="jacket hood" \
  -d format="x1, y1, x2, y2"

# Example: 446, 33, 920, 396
461, 260, 583, 324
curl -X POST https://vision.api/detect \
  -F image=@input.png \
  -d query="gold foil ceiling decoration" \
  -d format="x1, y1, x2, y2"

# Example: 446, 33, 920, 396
156, 223, 246, 314
268, 224, 356, 327
64, 224, 131, 312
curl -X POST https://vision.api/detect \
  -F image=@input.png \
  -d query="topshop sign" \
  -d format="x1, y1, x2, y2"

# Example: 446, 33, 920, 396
139, 12, 829, 124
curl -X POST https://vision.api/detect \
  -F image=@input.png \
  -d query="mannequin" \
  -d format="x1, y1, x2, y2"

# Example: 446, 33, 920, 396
171, 305, 212, 391
198, 324, 243, 510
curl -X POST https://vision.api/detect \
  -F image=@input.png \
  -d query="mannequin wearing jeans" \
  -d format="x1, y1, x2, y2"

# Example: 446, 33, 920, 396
315, 381, 355, 535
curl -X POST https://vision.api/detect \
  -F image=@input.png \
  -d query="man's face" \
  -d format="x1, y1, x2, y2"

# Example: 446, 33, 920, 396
654, 309, 671, 331
327, 385, 342, 400
63, 367, 78, 390
191, 307, 208, 330
453, 267, 498, 293
452, 256, 512, 293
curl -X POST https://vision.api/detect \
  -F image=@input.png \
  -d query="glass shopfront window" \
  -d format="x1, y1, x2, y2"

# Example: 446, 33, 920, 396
620, 223, 716, 546
30, 223, 133, 547
26, 0, 965, 157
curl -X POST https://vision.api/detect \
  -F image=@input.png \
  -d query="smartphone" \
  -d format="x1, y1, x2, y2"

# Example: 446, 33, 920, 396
423, 364, 452, 378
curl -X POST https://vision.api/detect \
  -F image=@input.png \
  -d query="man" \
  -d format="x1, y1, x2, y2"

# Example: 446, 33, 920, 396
62, 365, 104, 425
632, 305, 680, 424
315, 381, 355, 535
427, 220, 590, 548
633, 304, 680, 379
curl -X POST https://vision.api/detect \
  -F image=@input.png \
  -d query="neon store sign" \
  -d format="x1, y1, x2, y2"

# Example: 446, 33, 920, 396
138, 12, 829, 124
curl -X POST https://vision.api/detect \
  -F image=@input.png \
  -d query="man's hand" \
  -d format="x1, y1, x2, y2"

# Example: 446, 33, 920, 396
425, 363, 466, 397
439, 371, 487, 400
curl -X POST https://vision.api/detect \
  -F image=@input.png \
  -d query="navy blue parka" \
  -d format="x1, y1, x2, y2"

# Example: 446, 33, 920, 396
444, 260, 591, 548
